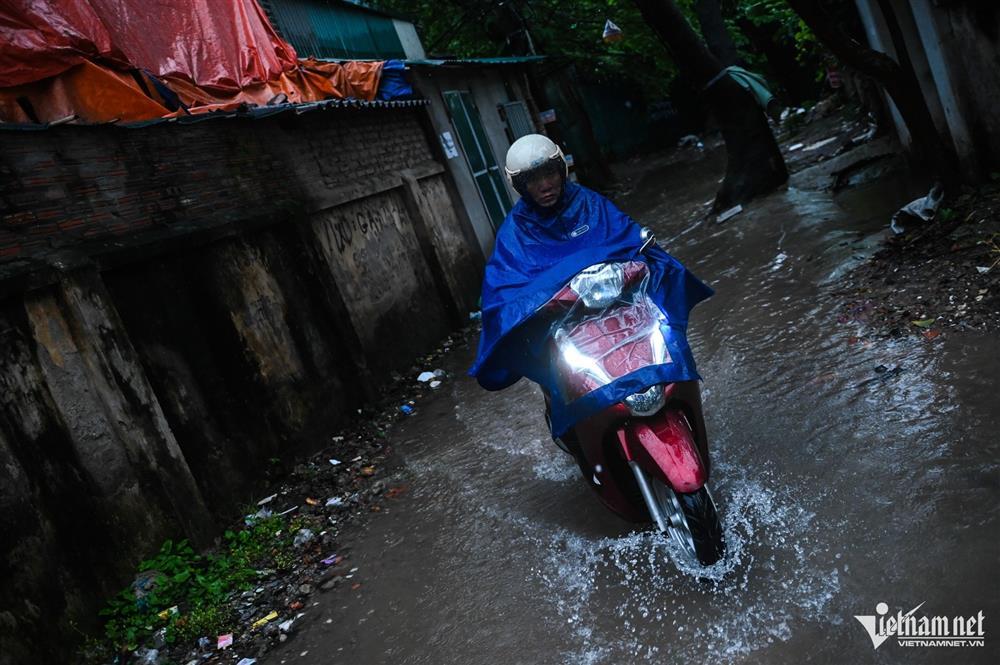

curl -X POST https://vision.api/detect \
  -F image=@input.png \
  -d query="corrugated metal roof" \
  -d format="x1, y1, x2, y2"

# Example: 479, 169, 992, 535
0, 98, 429, 131
262, 0, 406, 60
406, 56, 547, 67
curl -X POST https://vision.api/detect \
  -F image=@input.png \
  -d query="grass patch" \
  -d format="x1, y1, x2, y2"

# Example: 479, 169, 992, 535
87, 512, 307, 661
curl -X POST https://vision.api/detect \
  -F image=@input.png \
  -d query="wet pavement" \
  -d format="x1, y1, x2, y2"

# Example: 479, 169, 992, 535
264, 146, 1000, 664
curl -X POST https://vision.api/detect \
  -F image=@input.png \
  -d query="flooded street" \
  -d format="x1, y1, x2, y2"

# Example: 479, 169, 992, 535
266, 149, 1000, 665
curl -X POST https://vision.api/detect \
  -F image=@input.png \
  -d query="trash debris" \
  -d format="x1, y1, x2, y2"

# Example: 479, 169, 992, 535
911, 318, 936, 328
923, 329, 942, 340
787, 143, 804, 152
602, 18, 623, 44
131, 571, 159, 609
305, 497, 321, 506
433, 369, 446, 378
852, 124, 877, 144
677, 134, 704, 151
292, 528, 315, 547
245, 508, 273, 526
329, 458, 342, 466
331, 435, 344, 442
251, 610, 279, 629
156, 605, 179, 621
802, 136, 839, 152
289, 600, 304, 611
716, 204, 743, 224
360, 466, 376, 477
400, 404, 414, 415
217, 633, 234, 650
890, 183, 945, 235
278, 618, 295, 633
236, 659, 257, 665
321, 555, 339, 565
134, 647, 162, 664
976, 266, 992, 274
417, 371, 436, 383
780, 107, 806, 122
151, 626, 168, 648
469, 310, 482, 321
429, 380, 442, 389
256, 494, 277, 506
326, 497, 345, 507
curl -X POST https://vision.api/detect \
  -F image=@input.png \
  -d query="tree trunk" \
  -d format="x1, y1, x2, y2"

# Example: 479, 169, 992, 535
632, 0, 788, 211
694, 0, 739, 66
785, 0, 958, 182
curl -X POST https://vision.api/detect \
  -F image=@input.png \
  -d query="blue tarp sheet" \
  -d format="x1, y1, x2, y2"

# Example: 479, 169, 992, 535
377, 59, 413, 100
469, 182, 713, 437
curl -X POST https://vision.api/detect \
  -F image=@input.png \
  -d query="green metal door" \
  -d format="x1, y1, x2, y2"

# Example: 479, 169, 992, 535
443, 91, 511, 230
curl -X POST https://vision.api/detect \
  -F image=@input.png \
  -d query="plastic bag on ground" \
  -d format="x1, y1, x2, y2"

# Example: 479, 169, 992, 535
891, 184, 945, 235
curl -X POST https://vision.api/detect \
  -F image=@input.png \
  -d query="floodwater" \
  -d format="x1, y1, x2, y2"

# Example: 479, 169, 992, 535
265, 149, 1000, 664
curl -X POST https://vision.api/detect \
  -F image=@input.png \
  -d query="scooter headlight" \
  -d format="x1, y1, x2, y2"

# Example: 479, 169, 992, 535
624, 384, 666, 417
557, 332, 613, 386
569, 263, 624, 309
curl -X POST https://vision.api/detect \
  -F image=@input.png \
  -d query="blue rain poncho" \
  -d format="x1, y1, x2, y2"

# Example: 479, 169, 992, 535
469, 182, 713, 437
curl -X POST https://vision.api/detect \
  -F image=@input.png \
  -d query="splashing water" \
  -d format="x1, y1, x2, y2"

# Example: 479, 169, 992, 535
496, 465, 843, 664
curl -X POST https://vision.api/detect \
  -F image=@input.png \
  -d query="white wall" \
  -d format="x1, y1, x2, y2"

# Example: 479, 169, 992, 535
393, 19, 426, 60
412, 67, 527, 259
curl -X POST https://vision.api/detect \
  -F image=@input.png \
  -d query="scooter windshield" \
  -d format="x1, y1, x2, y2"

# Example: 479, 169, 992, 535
543, 261, 672, 404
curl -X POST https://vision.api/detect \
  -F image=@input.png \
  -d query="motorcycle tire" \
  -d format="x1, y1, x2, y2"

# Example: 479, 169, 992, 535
674, 487, 725, 566
644, 470, 725, 567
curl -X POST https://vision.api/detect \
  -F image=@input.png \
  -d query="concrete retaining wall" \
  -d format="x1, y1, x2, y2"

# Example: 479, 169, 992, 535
0, 106, 483, 663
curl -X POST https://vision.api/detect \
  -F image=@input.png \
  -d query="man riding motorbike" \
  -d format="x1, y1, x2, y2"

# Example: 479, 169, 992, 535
469, 134, 713, 445
467, 135, 725, 566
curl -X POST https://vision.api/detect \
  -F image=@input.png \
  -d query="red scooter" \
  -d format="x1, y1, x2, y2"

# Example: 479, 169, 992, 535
541, 231, 724, 567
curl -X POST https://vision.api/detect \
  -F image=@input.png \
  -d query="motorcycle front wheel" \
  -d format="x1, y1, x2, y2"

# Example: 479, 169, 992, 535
638, 467, 725, 567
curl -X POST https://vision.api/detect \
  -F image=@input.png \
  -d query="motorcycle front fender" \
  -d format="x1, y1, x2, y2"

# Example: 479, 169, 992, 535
616, 409, 707, 494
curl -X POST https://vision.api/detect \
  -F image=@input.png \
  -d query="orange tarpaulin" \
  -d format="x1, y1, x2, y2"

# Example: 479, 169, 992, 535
0, 0, 384, 123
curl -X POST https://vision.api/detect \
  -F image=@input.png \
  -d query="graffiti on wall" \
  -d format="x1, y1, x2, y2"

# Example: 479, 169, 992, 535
327, 207, 390, 255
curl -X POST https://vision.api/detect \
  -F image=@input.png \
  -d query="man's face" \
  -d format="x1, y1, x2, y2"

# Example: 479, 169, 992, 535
525, 165, 563, 208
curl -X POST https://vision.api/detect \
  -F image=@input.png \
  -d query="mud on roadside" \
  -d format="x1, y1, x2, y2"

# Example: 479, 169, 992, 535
838, 180, 1000, 338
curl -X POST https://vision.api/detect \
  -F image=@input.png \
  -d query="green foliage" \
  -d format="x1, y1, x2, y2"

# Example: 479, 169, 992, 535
375, 0, 824, 100
735, 0, 811, 44
376, 0, 680, 95
93, 514, 300, 658
724, 0, 824, 94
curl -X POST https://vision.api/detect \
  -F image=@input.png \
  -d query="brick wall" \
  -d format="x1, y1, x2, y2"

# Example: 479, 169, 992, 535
0, 108, 434, 265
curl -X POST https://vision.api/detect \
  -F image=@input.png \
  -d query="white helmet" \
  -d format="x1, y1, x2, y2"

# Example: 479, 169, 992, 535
504, 134, 568, 196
